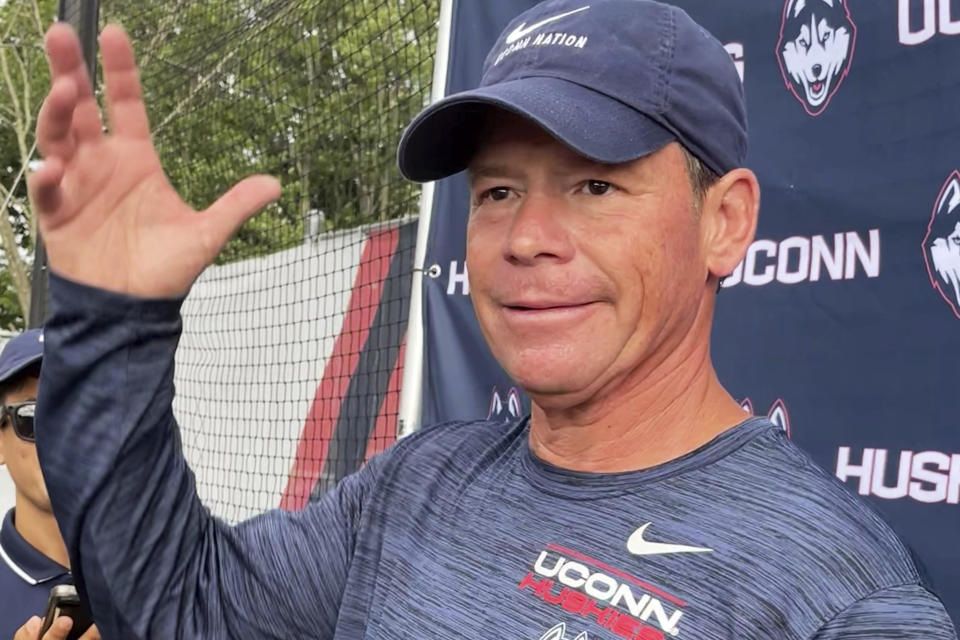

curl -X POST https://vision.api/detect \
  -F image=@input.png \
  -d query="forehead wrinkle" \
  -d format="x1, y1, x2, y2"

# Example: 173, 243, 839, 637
471, 143, 624, 181
468, 163, 526, 183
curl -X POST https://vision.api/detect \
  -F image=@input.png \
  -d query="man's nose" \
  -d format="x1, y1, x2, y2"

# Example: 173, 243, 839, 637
503, 193, 575, 266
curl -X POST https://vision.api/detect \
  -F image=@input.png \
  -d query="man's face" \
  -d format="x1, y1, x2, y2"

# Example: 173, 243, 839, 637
466, 115, 710, 408
0, 376, 51, 512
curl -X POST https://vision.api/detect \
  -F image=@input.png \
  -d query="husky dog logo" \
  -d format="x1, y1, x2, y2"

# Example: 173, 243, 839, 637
487, 386, 523, 423
777, 0, 857, 115
923, 171, 960, 319
741, 398, 792, 438
537, 623, 588, 640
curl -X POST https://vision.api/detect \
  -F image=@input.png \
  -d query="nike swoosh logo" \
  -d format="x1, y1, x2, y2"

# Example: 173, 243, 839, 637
504, 6, 591, 44
626, 523, 713, 556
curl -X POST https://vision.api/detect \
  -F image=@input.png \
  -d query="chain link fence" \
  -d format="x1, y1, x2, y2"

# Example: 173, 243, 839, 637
88, 0, 438, 521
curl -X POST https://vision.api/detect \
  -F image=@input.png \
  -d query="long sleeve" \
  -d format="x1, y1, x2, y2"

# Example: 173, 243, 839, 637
36, 273, 375, 639
809, 584, 957, 639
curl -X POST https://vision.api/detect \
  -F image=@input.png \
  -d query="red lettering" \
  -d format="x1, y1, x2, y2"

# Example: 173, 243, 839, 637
521, 566, 671, 640
635, 627, 665, 640
544, 586, 564, 605
562, 589, 590, 613
518, 572, 553, 598
582, 598, 619, 627
613, 613, 642, 640
605, 611, 621, 630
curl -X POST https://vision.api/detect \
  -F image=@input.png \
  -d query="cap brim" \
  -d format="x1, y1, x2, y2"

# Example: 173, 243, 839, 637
0, 353, 42, 386
398, 76, 675, 182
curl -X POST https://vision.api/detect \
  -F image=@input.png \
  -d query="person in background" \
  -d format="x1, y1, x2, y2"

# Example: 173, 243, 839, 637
1, 329, 98, 640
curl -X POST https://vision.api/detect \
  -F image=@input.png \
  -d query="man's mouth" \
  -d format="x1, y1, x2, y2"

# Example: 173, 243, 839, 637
503, 300, 596, 311
500, 300, 601, 322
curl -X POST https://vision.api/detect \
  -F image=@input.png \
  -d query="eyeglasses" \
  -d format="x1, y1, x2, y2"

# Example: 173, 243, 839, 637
1, 401, 36, 442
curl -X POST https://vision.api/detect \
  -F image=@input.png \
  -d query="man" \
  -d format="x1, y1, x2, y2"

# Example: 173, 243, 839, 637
26, 0, 958, 639
0, 330, 99, 640
0, 330, 69, 632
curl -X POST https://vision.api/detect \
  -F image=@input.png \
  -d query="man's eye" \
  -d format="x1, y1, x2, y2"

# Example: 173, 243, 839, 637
478, 187, 513, 204
581, 180, 614, 196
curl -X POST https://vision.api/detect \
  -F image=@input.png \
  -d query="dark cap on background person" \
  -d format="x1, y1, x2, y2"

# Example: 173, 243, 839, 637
0, 329, 43, 390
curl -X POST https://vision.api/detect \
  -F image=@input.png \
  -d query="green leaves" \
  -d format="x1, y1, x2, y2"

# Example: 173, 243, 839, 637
100, 0, 438, 263
0, 0, 57, 327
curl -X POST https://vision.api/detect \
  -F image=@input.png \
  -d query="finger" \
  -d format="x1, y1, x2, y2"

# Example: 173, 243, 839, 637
41, 616, 73, 640
36, 76, 78, 161
78, 624, 101, 640
201, 175, 282, 253
44, 23, 103, 144
72, 99, 107, 145
100, 24, 151, 139
27, 156, 65, 216
44, 24, 92, 97
12, 615, 41, 640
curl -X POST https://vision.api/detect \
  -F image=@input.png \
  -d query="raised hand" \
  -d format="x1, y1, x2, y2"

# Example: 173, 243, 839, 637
27, 23, 281, 298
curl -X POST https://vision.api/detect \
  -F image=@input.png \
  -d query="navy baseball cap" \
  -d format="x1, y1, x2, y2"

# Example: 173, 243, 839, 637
398, 0, 746, 182
0, 329, 43, 386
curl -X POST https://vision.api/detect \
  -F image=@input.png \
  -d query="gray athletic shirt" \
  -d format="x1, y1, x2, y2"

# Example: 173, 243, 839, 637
35, 274, 957, 639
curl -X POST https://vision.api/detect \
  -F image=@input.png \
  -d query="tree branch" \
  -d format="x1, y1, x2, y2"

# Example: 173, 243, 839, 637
152, 48, 237, 135
14, 47, 33, 156
0, 184, 31, 315
29, 0, 44, 37
1, 0, 23, 39
0, 49, 24, 139
137, 8, 180, 70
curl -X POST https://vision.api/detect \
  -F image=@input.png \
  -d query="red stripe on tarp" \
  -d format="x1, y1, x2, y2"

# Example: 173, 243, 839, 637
364, 336, 406, 462
280, 228, 398, 511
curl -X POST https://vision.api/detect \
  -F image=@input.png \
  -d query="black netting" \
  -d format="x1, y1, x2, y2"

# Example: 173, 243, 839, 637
91, 0, 437, 522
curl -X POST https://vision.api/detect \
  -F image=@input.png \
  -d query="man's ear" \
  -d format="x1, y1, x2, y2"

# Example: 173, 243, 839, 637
699, 168, 760, 282
0, 430, 6, 466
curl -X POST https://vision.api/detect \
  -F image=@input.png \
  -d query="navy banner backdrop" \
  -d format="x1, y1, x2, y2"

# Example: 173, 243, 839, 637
419, 0, 960, 621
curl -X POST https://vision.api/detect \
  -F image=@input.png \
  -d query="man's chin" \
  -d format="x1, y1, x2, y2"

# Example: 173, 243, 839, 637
492, 342, 618, 405
509, 370, 603, 410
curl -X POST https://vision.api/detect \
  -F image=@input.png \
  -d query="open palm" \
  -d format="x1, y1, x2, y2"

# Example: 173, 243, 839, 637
28, 23, 281, 298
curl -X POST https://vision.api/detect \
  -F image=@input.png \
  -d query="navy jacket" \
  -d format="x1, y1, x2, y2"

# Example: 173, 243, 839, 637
0, 508, 71, 635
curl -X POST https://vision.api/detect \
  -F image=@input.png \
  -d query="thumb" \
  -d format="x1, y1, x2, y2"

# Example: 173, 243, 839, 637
41, 616, 73, 640
200, 174, 282, 254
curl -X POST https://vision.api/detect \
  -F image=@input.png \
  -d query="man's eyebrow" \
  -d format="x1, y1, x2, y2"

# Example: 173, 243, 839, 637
467, 158, 627, 183
467, 164, 524, 183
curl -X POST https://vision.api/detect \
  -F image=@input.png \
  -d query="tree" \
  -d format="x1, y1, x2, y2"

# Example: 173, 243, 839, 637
0, 0, 437, 330
0, 0, 57, 329
98, 0, 438, 263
